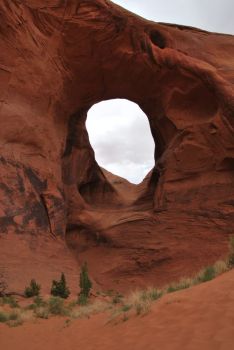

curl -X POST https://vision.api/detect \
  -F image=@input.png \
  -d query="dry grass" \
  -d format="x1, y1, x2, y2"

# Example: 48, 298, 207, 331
0, 237, 233, 326
71, 300, 112, 319
0, 307, 32, 327
167, 260, 229, 294
214, 260, 229, 274
127, 288, 162, 315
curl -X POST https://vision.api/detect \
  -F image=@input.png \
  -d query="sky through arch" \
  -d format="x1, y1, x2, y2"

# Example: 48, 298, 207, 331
86, 99, 155, 184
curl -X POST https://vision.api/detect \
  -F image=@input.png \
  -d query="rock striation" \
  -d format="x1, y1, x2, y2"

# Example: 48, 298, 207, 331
0, 0, 233, 292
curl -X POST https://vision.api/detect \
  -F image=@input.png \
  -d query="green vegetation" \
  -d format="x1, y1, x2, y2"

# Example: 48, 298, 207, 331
112, 293, 123, 304
34, 307, 49, 319
24, 279, 41, 298
121, 304, 132, 312
0, 311, 8, 323
70, 300, 111, 319
77, 294, 88, 306
0, 310, 23, 327
33, 295, 47, 307
198, 266, 216, 282
1, 236, 234, 326
78, 262, 92, 305
0, 270, 7, 297
228, 235, 234, 267
8, 311, 18, 321
51, 273, 70, 299
48, 297, 66, 316
0, 296, 19, 308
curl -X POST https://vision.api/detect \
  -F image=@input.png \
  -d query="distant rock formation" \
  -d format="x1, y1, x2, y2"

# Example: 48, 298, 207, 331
0, 0, 233, 292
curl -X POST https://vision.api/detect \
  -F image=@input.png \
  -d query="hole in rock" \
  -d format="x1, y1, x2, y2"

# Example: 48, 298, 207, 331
86, 99, 155, 184
150, 30, 166, 49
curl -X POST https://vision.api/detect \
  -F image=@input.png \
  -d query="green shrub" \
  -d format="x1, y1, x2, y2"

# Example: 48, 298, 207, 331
135, 302, 143, 315
112, 294, 122, 304
167, 279, 192, 293
8, 311, 18, 321
7, 319, 23, 327
121, 304, 132, 312
24, 279, 41, 298
48, 297, 65, 315
0, 311, 8, 323
2, 296, 19, 308
167, 285, 177, 293
147, 288, 163, 301
51, 273, 70, 299
35, 307, 49, 319
0, 271, 7, 297
228, 235, 234, 267
198, 266, 216, 282
77, 293, 88, 306
78, 262, 92, 304
33, 295, 46, 307
25, 303, 37, 311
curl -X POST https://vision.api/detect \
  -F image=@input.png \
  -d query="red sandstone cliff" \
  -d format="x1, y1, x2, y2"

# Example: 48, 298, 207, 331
0, 0, 233, 292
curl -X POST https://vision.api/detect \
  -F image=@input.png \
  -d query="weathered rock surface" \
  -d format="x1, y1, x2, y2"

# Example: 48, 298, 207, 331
0, 0, 233, 292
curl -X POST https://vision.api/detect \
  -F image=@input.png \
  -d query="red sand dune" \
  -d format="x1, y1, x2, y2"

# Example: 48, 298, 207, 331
1, 269, 234, 350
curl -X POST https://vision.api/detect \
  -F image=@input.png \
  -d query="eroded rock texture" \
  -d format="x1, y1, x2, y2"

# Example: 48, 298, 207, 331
0, 0, 233, 292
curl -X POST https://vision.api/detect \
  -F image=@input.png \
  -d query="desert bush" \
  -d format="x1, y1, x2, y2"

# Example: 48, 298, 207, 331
24, 279, 41, 298
8, 311, 18, 321
127, 288, 162, 307
35, 307, 49, 319
121, 304, 132, 312
213, 260, 229, 275
48, 297, 66, 316
78, 262, 92, 305
122, 288, 160, 316
33, 295, 47, 307
1, 296, 19, 308
51, 273, 70, 299
197, 266, 216, 283
71, 300, 111, 319
79, 262, 92, 297
18, 310, 34, 323
77, 294, 88, 306
25, 296, 47, 311
112, 293, 123, 304
228, 235, 234, 267
25, 303, 37, 311
0, 311, 8, 323
7, 319, 23, 327
167, 285, 178, 293
0, 270, 7, 297
147, 288, 163, 301
2, 310, 23, 327
134, 300, 151, 315
167, 278, 194, 293
67, 300, 78, 310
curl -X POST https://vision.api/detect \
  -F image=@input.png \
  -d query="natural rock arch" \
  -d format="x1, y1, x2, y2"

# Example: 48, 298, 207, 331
0, 0, 233, 292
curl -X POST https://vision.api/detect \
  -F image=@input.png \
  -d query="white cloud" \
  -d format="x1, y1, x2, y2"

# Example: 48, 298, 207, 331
86, 99, 155, 184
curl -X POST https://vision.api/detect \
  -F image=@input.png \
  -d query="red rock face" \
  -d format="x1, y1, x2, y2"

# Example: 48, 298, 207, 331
0, 0, 233, 292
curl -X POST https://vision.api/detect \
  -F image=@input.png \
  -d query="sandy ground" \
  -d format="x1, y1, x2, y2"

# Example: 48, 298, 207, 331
1, 269, 234, 350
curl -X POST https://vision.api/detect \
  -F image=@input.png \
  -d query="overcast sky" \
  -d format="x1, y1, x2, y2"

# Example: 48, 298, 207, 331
87, 100, 154, 184
87, 1, 233, 184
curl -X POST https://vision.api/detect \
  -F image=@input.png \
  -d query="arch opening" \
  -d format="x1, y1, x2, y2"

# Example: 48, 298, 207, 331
86, 99, 155, 185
